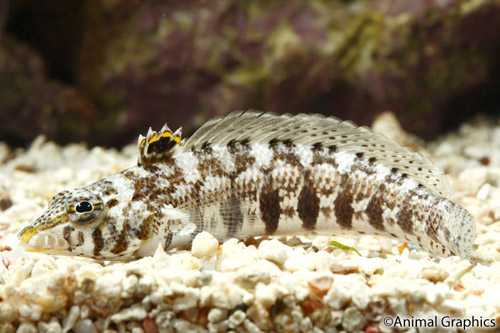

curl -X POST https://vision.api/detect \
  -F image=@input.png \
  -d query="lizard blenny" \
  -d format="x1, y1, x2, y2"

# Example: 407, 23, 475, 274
18, 111, 476, 261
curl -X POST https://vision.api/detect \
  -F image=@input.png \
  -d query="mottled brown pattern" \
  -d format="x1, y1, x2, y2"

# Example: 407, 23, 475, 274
334, 173, 354, 229
92, 227, 105, 257
297, 171, 320, 230
269, 139, 301, 166
136, 214, 154, 240
227, 138, 250, 154
396, 203, 414, 234
110, 222, 129, 255
275, 151, 300, 166
145, 166, 185, 202
197, 156, 226, 178
311, 149, 338, 167
106, 198, 119, 209
123, 170, 136, 180
425, 213, 441, 242
259, 183, 281, 234
365, 184, 386, 231
233, 152, 255, 176
103, 188, 118, 196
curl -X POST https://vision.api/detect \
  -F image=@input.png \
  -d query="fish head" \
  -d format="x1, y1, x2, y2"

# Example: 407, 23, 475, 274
17, 173, 158, 260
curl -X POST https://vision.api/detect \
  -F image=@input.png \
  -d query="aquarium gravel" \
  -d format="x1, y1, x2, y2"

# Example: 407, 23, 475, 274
1, 115, 499, 332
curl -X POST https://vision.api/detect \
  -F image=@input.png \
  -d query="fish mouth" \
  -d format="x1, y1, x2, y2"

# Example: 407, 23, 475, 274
17, 225, 68, 252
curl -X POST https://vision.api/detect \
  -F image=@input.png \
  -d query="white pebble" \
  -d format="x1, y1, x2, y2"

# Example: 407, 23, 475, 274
299, 317, 313, 331
173, 288, 199, 311
110, 304, 147, 323
351, 281, 370, 310
234, 265, 271, 289
62, 305, 80, 333
73, 319, 97, 333
243, 319, 262, 333
258, 239, 288, 265
122, 274, 139, 297
228, 310, 246, 328
255, 283, 282, 307
208, 320, 229, 332
284, 248, 315, 272
191, 231, 219, 258
18, 305, 32, 318
476, 183, 491, 200
208, 308, 227, 323
328, 310, 343, 327
324, 285, 351, 310
155, 312, 175, 331
342, 306, 367, 331
37, 318, 62, 333
16, 322, 37, 333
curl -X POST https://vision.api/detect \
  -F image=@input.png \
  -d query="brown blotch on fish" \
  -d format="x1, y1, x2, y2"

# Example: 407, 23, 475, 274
111, 222, 130, 255
137, 214, 155, 240
297, 171, 320, 230
92, 227, 105, 257
334, 174, 354, 229
106, 198, 119, 209
259, 183, 281, 234
396, 204, 414, 234
233, 152, 255, 176
365, 184, 387, 231
103, 188, 118, 196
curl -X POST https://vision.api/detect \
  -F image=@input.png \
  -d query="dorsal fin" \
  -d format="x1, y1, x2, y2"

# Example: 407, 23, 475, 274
137, 124, 182, 166
184, 110, 451, 198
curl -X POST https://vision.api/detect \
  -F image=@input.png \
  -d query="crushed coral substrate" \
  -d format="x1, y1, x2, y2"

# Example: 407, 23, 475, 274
1, 116, 500, 333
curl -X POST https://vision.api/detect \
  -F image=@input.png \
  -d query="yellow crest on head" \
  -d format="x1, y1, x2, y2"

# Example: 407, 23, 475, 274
137, 124, 183, 166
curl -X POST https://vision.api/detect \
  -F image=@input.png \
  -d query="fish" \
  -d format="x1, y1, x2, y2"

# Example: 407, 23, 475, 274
17, 111, 476, 261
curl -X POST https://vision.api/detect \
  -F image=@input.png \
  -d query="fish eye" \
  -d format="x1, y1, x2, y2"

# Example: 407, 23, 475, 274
75, 201, 93, 213
69, 198, 103, 224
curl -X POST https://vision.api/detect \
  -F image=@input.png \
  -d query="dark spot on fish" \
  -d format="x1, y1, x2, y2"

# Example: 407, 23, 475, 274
106, 199, 119, 209
365, 194, 385, 231
334, 174, 354, 229
259, 183, 281, 234
396, 204, 414, 234
297, 171, 319, 230
92, 227, 105, 257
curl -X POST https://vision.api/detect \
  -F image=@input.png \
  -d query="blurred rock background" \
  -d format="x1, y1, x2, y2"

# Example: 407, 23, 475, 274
0, 0, 499, 147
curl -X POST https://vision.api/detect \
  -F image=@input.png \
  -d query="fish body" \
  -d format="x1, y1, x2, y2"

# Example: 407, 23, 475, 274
18, 111, 475, 260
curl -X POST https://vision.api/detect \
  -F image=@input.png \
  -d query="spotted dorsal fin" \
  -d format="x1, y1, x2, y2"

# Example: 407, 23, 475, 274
137, 124, 182, 166
184, 110, 452, 198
